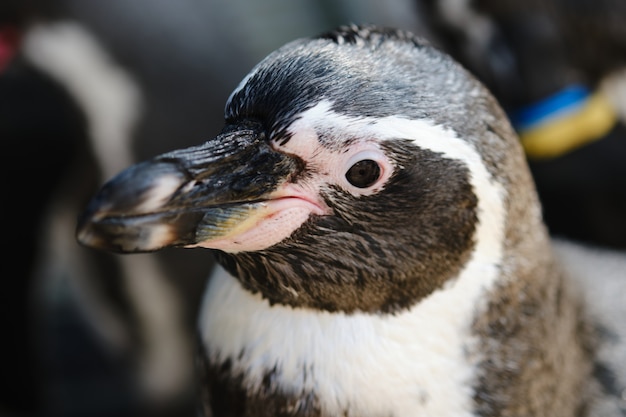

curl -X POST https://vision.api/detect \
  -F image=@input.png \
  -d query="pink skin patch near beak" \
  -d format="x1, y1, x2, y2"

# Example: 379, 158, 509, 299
189, 183, 329, 253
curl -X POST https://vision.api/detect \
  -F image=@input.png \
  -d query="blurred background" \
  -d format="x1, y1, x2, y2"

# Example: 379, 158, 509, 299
1, 0, 624, 416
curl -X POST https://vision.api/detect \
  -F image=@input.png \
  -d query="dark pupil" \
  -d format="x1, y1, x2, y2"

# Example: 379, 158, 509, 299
346, 159, 381, 188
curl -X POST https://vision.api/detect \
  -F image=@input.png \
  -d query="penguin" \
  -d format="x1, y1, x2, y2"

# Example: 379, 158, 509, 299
76, 24, 626, 416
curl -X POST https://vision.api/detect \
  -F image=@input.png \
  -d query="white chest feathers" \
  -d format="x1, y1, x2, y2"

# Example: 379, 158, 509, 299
198, 261, 502, 417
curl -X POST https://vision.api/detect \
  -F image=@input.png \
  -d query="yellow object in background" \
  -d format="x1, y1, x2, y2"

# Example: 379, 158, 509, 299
520, 92, 617, 159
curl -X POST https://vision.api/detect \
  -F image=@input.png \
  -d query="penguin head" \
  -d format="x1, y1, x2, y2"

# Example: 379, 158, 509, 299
77, 25, 534, 313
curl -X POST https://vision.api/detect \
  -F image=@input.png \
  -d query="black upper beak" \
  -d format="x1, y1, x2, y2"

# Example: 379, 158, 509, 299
76, 126, 299, 253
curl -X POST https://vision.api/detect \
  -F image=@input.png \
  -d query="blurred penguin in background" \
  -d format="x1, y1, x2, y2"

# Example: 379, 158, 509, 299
1, 1, 84, 414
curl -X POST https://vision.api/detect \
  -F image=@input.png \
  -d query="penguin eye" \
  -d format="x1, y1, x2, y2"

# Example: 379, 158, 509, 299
346, 159, 381, 188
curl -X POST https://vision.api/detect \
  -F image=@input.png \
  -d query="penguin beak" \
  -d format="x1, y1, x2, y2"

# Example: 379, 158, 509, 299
76, 127, 303, 253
